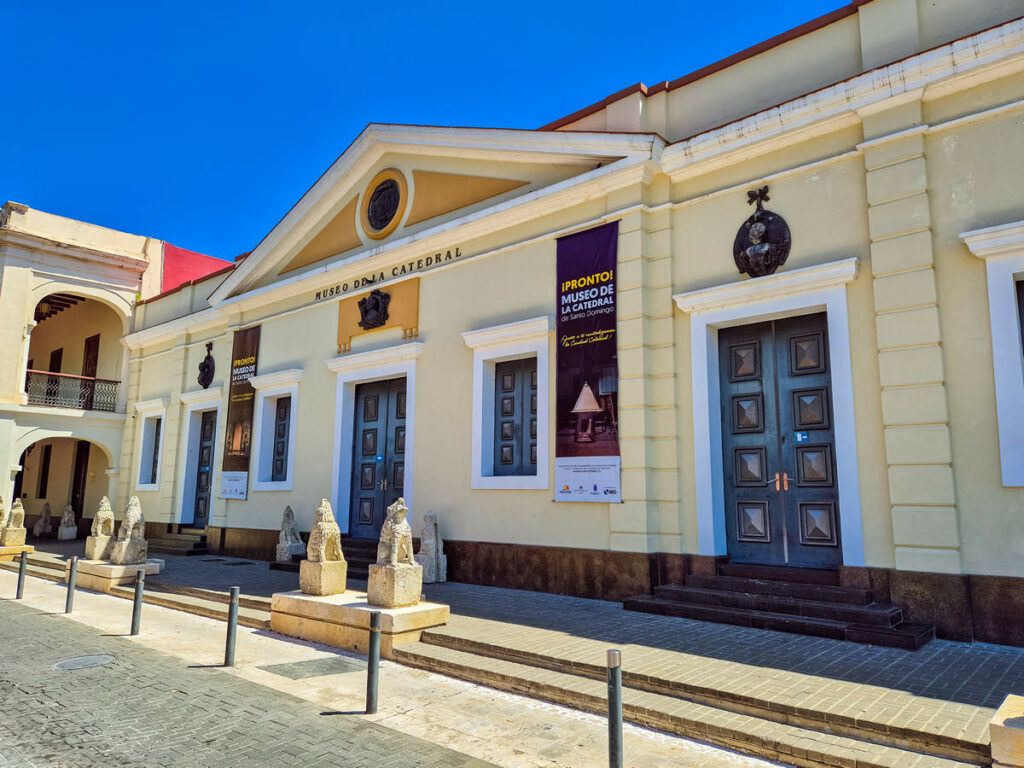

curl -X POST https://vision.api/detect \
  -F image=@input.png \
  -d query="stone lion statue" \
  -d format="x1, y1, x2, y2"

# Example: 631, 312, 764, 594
305, 499, 343, 563
376, 498, 414, 566
276, 505, 305, 562
118, 496, 145, 541
0, 497, 8, 530
91, 496, 114, 537
9, 499, 24, 530
32, 502, 52, 537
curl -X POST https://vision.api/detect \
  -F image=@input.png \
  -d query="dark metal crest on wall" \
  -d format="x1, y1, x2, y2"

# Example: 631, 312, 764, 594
733, 186, 791, 278
197, 342, 215, 389
357, 289, 391, 330
366, 179, 401, 232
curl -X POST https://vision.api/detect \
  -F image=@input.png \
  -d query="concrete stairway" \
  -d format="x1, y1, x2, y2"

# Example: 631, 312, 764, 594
147, 528, 209, 557
624, 563, 935, 650
394, 630, 985, 768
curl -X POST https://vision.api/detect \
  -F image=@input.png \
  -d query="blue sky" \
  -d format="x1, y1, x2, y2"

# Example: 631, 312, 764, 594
4, 0, 843, 261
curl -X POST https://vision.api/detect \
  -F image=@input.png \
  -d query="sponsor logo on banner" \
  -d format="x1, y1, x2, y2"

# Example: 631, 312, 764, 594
554, 222, 621, 503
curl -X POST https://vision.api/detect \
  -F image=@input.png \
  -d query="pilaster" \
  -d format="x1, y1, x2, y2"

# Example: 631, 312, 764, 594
614, 180, 679, 553
860, 100, 961, 574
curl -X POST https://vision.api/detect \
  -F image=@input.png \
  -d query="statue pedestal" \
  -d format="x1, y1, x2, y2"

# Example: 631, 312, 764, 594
276, 541, 305, 564
299, 559, 347, 596
367, 562, 422, 608
0, 543, 33, 561
0, 527, 27, 548
109, 539, 148, 566
414, 552, 447, 584
85, 535, 113, 561
75, 559, 164, 593
57, 525, 78, 541
992, 694, 1024, 768
270, 589, 449, 659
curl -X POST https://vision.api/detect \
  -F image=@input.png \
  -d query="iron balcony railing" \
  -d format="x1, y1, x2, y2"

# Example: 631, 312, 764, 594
25, 369, 119, 412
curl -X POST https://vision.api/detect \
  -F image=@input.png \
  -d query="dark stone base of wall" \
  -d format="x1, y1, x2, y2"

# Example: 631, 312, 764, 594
205, 526, 279, 560
197, 528, 1024, 647
840, 566, 1024, 646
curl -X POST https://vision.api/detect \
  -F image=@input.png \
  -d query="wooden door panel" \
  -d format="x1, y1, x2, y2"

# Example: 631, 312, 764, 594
192, 410, 217, 528
720, 322, 786, 565
351, 377, 406, 538
774, 312, 841, 568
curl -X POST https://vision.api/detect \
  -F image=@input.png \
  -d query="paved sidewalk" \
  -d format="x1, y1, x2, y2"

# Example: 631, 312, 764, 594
31, 538, 1024, 752
0, 600, 490, 768
1, 560, 778, 767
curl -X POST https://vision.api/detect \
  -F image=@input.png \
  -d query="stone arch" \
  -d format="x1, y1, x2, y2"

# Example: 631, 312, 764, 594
8, 431, 120, 526
29, 281, 133, 336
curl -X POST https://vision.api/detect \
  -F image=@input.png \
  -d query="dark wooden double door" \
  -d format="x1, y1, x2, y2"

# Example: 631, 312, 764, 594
720, 312, 842, 569
192, 410, 217, 528
350, 378, 406, 538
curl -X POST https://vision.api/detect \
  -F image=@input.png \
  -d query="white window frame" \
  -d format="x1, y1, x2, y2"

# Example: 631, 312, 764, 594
249, 369, 302, 492
134, 397, 168, 491
462, 316, 552, 491
674, 258, 865, 567
962, 221, 1024, 486
176, 387, 223, 524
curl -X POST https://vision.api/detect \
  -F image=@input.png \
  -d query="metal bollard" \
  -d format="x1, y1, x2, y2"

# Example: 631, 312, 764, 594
365, 611, 381, 714
130, 569, 145, 635
16, 550, 27, 599
65, 556, 78, 614
224, 586, 239, 666
607, 649, 623, 768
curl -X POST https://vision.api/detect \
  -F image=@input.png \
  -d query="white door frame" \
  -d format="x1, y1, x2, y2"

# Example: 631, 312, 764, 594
176, 387, 223, 526
325, 342, 423, 534
674, 258, 865, 567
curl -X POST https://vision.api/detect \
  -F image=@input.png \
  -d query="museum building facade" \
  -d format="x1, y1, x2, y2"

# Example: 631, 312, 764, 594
3, 0, 1024, 645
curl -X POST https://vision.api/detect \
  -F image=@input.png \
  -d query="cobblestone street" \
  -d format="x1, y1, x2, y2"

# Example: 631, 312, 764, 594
0, 600, 492, 768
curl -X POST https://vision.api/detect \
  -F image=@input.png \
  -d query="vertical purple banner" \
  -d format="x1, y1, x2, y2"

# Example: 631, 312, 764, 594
555, 221, 621, 502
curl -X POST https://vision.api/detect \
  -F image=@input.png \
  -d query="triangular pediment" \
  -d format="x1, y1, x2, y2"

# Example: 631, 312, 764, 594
212, 125, 660, 302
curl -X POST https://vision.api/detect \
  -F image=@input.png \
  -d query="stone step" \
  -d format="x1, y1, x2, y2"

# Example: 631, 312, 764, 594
624, 597, 933, 650
108, 584, 270, 629
717, 562, 840, 586
0, 561, 65, 584
151, 532, 206, 543
145, 581, 272, 612
416, 629, 976, 763
685, 574, 873, 604
651, 584, 903, 626
394, 642, 980, 768
148, 542, 210, 556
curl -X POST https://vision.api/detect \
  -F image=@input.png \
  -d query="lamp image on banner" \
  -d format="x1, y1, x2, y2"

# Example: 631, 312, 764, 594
554, 221, 621, 502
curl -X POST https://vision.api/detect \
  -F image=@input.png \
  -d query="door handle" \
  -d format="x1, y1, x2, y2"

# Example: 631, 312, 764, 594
379, 477, 388, 491
774, 473, 780, 491
783, 472, 789, 491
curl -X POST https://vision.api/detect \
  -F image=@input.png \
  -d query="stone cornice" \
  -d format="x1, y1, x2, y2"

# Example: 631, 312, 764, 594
661, 17, 1024, 179
462, 316, 553, 350
674, 258, 860, 314
961, 220, 1024, 259
248, 368, 303, 390
325, 342, 424, 374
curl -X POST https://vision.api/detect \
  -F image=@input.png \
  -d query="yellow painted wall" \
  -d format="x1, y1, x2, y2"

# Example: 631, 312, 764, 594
925, 98, 1024, 578
28, 299, 124, 380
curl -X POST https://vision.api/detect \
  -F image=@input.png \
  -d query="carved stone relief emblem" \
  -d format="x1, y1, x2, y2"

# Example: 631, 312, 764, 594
733, 186, 791, 278
357, 289, 391, 330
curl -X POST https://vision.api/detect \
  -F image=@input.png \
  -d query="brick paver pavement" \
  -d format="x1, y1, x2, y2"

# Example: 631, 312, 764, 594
32, 538, 1024, 753
0, 599, 493, 768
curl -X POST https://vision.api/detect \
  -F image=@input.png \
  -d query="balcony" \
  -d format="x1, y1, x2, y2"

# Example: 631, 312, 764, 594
25, 369, 119, 412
